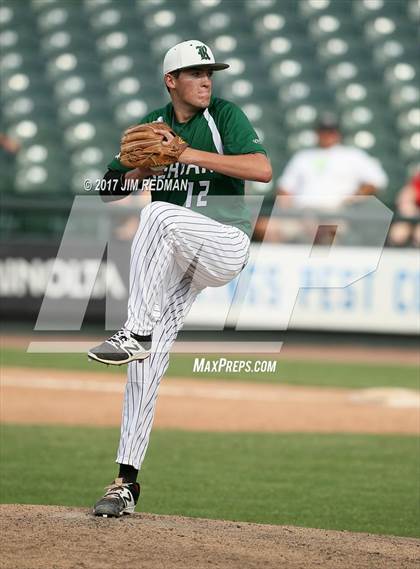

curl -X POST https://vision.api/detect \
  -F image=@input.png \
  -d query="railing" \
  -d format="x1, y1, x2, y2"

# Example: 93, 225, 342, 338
1, 196, 419, 246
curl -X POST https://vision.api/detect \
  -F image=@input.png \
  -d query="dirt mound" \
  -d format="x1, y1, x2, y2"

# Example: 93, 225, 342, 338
0, 505, 418, 569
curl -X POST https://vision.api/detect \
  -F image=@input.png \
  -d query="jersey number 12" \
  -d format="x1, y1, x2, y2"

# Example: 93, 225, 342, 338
185, 181, 210, 208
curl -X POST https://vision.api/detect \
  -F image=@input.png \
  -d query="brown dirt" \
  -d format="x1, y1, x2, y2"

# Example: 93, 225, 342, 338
1, 339, 419, 569
0, 505, 419, 569
2, 367, 419, 434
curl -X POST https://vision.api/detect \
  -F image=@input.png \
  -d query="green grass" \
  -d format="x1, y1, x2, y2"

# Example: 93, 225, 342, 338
0, 425, 418, 537
1, 348, 419, 389
169, 355, 420, 389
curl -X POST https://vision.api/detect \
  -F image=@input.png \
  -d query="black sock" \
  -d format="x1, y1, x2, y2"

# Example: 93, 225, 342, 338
118, 464, 139, 484
130, 332, 152, 343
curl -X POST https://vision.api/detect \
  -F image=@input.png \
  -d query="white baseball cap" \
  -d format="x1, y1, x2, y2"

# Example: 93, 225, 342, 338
163, 40, 229, 75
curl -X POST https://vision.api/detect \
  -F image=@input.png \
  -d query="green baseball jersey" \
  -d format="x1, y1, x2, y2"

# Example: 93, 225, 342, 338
108, 96, 267, 237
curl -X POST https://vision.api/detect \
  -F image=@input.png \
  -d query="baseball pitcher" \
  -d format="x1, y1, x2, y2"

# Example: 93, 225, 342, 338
88, 40, 272, 517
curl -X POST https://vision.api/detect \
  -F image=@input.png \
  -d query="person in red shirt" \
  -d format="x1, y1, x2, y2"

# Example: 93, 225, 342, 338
388, 172, 420, 247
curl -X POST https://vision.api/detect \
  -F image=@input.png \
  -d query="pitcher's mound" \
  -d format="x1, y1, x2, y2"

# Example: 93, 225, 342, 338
0, 505, 418, 569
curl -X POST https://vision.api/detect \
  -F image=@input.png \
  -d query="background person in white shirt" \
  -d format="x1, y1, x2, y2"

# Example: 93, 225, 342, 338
256, 113, 388, 243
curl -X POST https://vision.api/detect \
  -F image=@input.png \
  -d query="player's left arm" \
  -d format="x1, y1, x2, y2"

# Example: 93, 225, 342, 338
155, 101, 272, 182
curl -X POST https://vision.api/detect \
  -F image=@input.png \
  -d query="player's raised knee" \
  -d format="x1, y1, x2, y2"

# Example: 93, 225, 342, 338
140, 202, 176, 232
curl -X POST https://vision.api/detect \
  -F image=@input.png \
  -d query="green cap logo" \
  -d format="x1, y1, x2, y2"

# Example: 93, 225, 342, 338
196, 45, 211, 61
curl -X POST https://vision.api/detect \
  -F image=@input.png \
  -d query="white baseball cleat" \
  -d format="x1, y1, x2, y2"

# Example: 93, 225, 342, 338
88, 329, 151, 365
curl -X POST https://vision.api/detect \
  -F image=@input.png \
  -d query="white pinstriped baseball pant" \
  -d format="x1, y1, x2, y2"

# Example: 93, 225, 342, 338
116, 201, 250, 469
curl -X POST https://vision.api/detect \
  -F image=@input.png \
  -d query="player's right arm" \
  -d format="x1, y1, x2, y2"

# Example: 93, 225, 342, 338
175, 99, 272, 182
100, 167, 154, 203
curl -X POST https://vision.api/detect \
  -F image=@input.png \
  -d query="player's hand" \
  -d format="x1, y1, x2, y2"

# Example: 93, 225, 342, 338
151, 128, 174, 146
119, 122, 188, 169
125, 167, 155, 180
152, 127, 189, 161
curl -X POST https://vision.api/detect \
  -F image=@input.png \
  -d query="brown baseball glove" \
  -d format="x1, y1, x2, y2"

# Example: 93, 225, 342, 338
119, 122, 188, 170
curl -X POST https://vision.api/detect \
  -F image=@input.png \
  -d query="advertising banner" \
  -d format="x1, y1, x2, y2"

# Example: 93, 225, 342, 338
1, 242, 418, 334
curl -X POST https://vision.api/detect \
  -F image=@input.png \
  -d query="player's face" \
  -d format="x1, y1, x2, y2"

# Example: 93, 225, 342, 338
173, 68, 213, 108
317, 129, 341, 148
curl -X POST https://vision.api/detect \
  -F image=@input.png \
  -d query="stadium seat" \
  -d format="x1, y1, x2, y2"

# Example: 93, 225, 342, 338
39, 29, 94, 58
253, 12, 304, 40
353, 0, 404, 22
389, 84, 420, 111
407, 0, 420, 22
383, 62, 417, 87
316, 37, 368, 65
277, 78, 330, 107
261, 35, 312, 62
286, 128, 317, 153
400, 133, 420, 161
0, 0, 417, 207
298, 0, 347, 19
